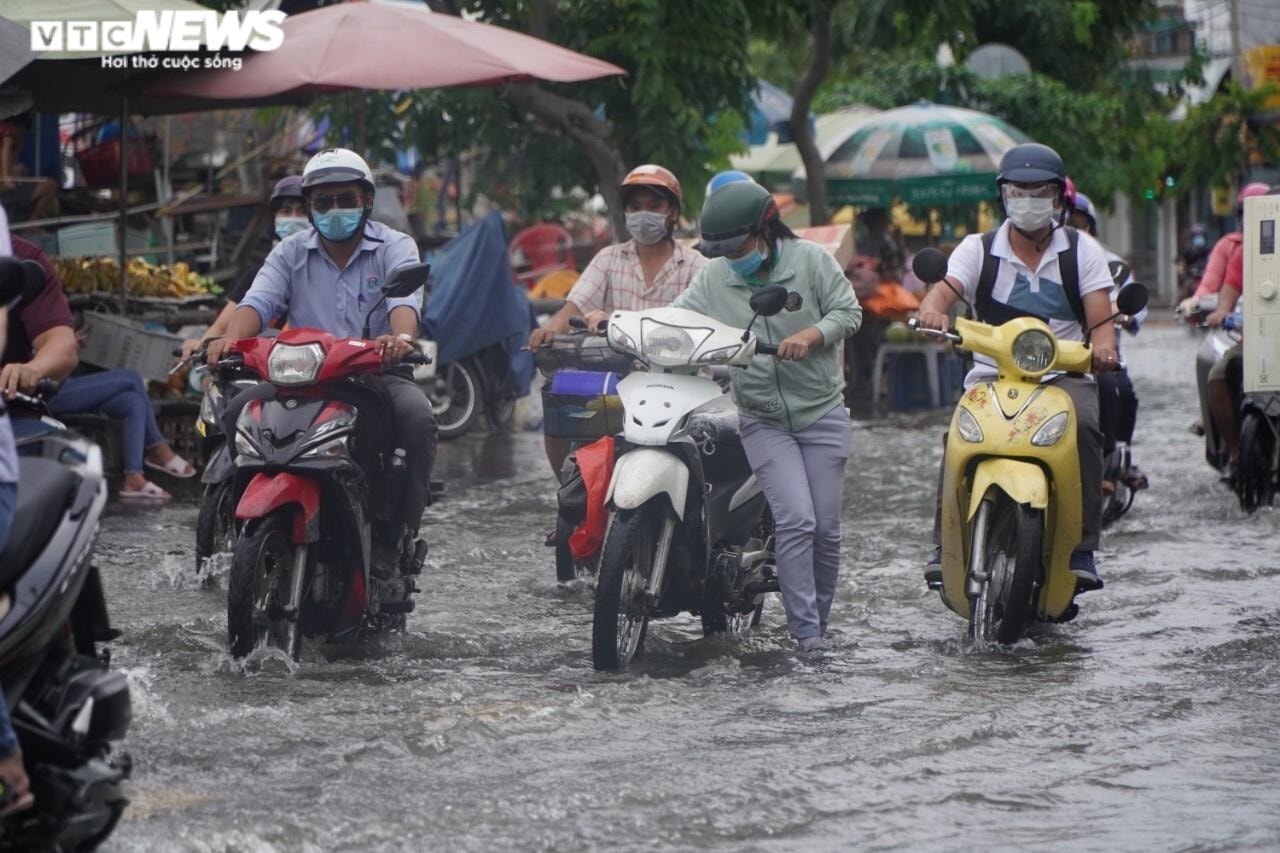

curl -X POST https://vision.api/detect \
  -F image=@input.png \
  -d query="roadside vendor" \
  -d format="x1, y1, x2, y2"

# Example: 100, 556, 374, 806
4, 234, 194, 501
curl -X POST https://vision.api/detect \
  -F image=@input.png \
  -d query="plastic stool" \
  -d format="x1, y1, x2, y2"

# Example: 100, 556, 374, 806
871, 343, 959, 410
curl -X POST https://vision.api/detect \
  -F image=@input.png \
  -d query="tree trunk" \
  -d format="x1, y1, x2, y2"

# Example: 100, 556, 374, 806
792, 1, 834, 226
503, 83, 629, 239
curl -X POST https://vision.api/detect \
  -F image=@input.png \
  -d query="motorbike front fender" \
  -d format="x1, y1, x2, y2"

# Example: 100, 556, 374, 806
235, 472, 321, 544
605, 448, 689, 520
966, 458, 1048, 521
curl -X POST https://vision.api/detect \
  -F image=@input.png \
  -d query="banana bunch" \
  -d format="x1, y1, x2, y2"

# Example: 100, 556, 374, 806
54, 257, 219, 299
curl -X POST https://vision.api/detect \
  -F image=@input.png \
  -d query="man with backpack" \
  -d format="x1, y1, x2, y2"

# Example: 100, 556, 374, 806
916, 143, 1119, 591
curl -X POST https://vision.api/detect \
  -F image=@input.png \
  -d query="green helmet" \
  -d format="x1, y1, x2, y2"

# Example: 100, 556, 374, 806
697, 180, 779, 258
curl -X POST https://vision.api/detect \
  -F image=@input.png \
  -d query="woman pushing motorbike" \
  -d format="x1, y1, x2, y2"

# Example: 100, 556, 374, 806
672, 181, 862, 652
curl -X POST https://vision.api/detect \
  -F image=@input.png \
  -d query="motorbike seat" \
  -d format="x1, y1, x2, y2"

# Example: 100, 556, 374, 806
0, 457, 79, 587
687, 408, 742, 450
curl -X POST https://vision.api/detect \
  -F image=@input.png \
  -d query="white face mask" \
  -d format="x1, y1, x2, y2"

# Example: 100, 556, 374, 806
1005, 196, 1056, 233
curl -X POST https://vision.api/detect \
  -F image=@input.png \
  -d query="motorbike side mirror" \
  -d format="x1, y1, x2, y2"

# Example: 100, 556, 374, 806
383, 263, 430, 298
0, 258, 48, 310
911, 248, 948, 285
748, 285, 789, 318
1116, 282, 1149, 316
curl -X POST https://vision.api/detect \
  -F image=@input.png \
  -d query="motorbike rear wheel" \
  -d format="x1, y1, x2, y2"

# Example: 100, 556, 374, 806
1236, 411, 1277, 512
968, 497, 1043, 645
195, 480, 235, 574
592, 504, 659, 670
429, 361, 481, 440
228, 513, 297, 658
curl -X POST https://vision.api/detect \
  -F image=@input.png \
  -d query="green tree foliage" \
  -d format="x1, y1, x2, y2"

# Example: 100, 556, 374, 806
318, 0, 756, 227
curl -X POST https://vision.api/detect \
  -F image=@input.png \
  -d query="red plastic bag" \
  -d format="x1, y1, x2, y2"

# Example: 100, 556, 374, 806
569, 436, 615, 561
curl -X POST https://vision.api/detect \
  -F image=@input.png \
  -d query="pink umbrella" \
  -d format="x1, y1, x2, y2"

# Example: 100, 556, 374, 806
147, 0, 624, 99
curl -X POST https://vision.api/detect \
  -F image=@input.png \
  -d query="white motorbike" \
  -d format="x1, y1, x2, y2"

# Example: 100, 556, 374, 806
590, 286, 790, 670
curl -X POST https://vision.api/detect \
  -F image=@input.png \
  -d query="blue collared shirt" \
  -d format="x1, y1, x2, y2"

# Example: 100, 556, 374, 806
240, 220, 422, 338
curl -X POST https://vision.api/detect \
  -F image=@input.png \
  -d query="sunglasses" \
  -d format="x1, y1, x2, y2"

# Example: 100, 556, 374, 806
309, 191, 363, 212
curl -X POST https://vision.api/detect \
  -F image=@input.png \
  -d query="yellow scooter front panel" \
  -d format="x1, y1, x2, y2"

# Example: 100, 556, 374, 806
939, 378, 1084, 621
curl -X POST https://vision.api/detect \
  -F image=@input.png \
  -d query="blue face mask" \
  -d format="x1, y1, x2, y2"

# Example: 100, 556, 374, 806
727, 246, 766, 279
313, 208, 364, 242
274, 216, 309, 240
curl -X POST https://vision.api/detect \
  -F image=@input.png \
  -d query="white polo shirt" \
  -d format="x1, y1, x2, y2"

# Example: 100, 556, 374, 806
946, 221, 1113, 385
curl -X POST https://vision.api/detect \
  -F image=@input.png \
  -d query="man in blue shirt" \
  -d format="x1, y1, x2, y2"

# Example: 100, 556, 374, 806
208, 150, 437, 568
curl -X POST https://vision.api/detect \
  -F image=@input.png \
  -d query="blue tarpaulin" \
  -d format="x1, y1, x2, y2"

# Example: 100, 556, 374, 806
422, 212, 536, 395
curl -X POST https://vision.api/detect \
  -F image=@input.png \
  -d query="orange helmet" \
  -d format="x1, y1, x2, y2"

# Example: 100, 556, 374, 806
620, 164, 682, 212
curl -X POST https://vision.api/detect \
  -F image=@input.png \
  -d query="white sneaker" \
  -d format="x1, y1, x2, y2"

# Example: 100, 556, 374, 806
797, 636, 827, 653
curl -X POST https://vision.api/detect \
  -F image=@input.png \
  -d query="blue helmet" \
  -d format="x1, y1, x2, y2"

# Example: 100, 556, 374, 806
1073, 192, 1097, 231
705, 169, 753, 197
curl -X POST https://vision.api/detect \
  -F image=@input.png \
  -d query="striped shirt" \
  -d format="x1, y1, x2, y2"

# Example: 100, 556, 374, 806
566, 240, 705, 314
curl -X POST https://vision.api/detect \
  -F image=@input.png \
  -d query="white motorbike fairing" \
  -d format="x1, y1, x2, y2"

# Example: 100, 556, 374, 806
616, 372, 723, 446
606, 448, 690, 520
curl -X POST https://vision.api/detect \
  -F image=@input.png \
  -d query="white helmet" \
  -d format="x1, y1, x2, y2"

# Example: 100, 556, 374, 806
301, 148, 374, 193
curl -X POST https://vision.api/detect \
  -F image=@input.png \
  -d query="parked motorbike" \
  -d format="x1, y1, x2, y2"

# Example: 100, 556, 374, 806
589, 287, 792, 670
221, 264, 432, 659
419, 345, 517, 440
0, 258, 131, 850
910, 248, 1149, 643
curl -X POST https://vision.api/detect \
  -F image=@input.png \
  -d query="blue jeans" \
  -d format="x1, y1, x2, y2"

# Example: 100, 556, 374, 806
739, 406, 852, 641
46, 370, 165, 475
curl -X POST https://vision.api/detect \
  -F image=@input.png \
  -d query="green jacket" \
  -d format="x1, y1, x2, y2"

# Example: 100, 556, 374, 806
673, 238, 862, 431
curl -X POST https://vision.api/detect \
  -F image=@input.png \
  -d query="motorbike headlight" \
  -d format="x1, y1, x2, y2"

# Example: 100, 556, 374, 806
1031, 411, 1071, 447
957, 407, 984, 443
199, 383, 223, 426
302, 434, 350, 459
641, 320, 709, 366
696, 343, 743, 365
1011, 330, 1056, 374
267, 343, 325, 386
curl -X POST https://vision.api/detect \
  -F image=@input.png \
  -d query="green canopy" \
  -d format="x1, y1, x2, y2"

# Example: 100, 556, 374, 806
822, 101, 1030, 207
732, 106, 881, 187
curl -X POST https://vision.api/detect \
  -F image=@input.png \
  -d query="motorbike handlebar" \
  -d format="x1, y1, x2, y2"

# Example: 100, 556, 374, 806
756, 342, 779, 356
402, 352, 431, 366
907, 317, 963, 343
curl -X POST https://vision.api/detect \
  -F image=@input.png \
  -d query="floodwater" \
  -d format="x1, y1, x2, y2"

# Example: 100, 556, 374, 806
100, 323, 1280, 851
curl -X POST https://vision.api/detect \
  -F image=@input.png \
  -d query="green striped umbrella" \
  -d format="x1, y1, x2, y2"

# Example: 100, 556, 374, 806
824, 101, 1031, 207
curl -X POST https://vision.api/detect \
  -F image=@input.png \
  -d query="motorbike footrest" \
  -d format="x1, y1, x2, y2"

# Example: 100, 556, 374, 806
379, 599, 415, 615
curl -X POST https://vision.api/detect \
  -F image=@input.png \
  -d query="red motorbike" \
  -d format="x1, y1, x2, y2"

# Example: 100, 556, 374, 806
222, 265, 432, 659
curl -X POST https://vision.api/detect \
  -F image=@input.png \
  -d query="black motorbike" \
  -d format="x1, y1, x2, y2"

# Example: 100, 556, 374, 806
0, 258, 131, 850
176, 346, 260, 574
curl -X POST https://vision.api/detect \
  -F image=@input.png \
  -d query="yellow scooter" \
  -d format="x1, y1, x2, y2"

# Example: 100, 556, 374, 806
909, 248, 1148, 643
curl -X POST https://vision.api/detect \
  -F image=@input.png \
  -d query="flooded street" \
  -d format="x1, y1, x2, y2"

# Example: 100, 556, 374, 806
101, 323, 1280, 851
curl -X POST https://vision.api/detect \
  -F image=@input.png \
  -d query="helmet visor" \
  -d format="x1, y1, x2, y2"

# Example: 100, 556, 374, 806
696, 230, 755, 259
1003, 182, 1058, 200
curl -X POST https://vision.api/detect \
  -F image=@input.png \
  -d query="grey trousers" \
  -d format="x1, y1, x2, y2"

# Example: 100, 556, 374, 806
932, 374, 1103, 552
740, 405, 852, 640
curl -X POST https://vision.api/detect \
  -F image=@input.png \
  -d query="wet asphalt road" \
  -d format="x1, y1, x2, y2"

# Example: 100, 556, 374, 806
96, 323, 1280, 851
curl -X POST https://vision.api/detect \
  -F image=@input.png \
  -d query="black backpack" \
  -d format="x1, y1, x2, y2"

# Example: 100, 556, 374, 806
973, 226, 1085, 328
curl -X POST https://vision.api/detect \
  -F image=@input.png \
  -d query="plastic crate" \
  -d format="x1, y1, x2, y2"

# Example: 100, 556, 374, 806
79, 312, 182, 383
57, 221, 152, 259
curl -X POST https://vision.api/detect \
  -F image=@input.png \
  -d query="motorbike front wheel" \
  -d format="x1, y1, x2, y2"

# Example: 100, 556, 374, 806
592, 504, 660, 670
1236, 411, 1277, 512
228, 513, 301, 658
195, 480, 236, 574
428, 361, 481, 440
968, 496, 1043, 645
